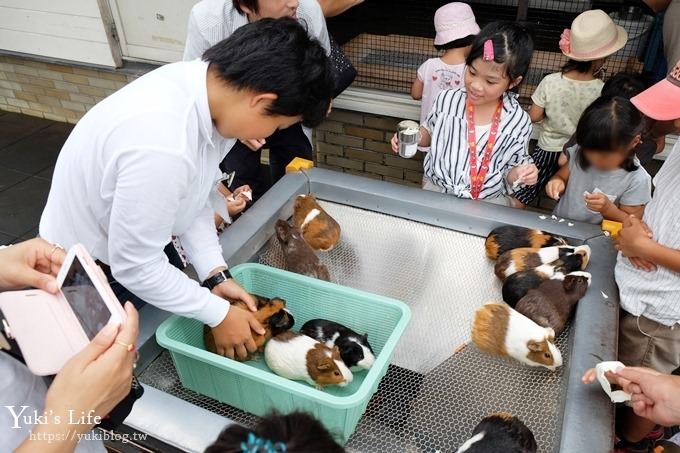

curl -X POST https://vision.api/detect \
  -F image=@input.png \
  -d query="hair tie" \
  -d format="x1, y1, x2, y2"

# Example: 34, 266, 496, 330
240, 432, 287, 453
483, 39, 495, 61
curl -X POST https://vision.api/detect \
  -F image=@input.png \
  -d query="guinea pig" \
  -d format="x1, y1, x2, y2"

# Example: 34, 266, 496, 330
502, 246, 591, 307
275, 219, 331, 282
204, 295, 295, 360
494, 245, 584, 282
264, 331, 353, 388
456, 413, 537, 453
485, 225, 567, 261
300, 319, 375, 371
515, 272, 591, 335
471, 302, 562, 370
293, 194, 341, 251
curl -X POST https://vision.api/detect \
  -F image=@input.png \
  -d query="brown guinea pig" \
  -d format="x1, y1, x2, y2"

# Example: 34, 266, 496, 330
275, 219, 331, 281
204, 295, 295, 360
515, 272, 591, 335
485, 225, 567, 261
494, 245, 580, 282
471, 302, 562, 370
293, 194, 341, 251
456, 413, 537, 453
264, 331, 353, 388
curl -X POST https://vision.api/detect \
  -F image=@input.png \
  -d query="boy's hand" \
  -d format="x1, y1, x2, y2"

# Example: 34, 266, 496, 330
616, 216, 655, 260
581, 367, 628, 387
227, 197, 247, 216
514, 164, 539, 186
210, 306, 262, 360
546, 178, 565, 200
584, 192, 611, 213
240, 138, 266, 151
233, 185, 252, 199
390, 133, 399, 154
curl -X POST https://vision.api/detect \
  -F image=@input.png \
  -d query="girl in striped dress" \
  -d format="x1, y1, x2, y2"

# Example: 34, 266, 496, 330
391, 21, 538, 207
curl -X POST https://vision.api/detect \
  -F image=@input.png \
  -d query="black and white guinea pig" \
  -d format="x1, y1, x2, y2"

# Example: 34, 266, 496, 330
515, 272, 592, 335
502, 246, 591, 307
494, 245, 585, 282
456, 413, 537, 453
471, 302, 562, 370
300, 319, 375, 371
264, 331, 353, 388
485, 225, 567, 261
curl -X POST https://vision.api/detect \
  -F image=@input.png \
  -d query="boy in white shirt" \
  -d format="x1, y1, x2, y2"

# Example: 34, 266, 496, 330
39, 19, 334, 361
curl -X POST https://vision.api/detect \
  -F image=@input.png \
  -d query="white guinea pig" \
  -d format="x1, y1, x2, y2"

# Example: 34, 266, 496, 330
471, 302, 563, 370
264, 331, 353, 388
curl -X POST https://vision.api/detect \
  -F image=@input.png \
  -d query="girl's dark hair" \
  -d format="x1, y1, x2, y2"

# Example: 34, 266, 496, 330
434, 34, 475, 51
466, 21, 534, 81
206, 412, 345, 453
561, 59, 595, 74
575, 96, 644, 172
601, 72, 647, 99
233, 0, 257, 14
203, 18, 334, 128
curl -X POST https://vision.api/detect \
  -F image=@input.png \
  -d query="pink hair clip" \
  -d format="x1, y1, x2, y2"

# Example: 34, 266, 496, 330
483, 39, 494, 61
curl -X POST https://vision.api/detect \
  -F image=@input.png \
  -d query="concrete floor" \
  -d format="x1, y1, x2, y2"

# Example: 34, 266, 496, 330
0, 112, 73, 245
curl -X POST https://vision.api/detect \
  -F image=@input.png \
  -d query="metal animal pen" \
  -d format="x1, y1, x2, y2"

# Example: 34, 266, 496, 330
329, 0, 655, 103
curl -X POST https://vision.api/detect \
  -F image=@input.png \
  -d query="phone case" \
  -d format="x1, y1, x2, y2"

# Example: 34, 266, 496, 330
0, 244, 125, 375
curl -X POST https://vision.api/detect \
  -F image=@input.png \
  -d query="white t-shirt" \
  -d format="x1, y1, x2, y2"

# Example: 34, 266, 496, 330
416, 58, 466, 124
40, 60, 234, 328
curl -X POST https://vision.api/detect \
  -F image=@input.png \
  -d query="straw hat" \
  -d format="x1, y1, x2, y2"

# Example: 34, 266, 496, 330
559, 9, 628, 61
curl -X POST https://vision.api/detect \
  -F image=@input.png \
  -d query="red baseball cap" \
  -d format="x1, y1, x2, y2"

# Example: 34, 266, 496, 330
631, 60, 680, 121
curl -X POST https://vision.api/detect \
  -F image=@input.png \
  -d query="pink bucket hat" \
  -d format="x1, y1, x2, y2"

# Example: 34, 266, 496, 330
559, 9, 628, 61
434, 3, 480, 46
631, 60, 680, 121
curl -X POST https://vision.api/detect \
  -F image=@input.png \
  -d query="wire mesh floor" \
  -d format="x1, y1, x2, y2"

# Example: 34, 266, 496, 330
140, 202, 571, 452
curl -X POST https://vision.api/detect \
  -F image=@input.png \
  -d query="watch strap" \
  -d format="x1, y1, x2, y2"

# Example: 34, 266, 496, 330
202, 270, 232, 290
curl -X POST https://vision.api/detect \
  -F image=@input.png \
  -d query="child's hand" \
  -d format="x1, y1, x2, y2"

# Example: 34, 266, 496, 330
227, 197, 247, 216
545, 178, 565, 200
233, 185, 252, 200
616, 216, 655, 261
390, 133, 399, 154
240, 138, 266, 151
516, 164, 539, 186
581, 367, 629, 388
584, 192, 611, 213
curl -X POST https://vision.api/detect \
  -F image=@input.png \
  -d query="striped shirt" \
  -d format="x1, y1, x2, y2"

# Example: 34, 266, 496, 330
422, 89, 533, 198
183, 0, 331, 61
615, 140, 680, 326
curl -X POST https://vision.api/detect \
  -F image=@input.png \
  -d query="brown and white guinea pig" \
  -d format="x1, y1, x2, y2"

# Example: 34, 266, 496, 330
484, 225, 568, 261
275, 219, 331, 282
204, 295, 295, 360
300, 319, 375, 371
515, 272, 591, 336
264, 331, 353, 388
502, 245, 591, 307
292, 194, 341, 252
471, 302, 562, 370
456, 413, 537, 453
494, 245, 583, 282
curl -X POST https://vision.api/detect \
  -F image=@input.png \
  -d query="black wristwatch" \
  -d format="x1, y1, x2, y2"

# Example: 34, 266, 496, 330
202, 270, 232, 290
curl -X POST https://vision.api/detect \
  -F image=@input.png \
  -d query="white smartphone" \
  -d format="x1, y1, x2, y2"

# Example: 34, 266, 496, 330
0, 244, 126, 375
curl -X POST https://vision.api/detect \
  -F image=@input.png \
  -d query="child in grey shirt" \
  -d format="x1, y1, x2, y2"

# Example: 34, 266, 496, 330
545, 96, 652, 224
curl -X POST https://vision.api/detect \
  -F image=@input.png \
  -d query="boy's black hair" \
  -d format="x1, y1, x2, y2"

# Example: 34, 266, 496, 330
233, 0, 257, 14
601, 72, 647, 99
575, 96, 644, 172
561, 59, 596, 74
205, 411, 345, 453
434, 34, 475, 51
203, 18, 334, 128
466, 21, 534, 81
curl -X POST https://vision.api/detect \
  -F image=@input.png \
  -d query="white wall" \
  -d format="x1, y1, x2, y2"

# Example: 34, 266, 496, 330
0, 0, 116, 67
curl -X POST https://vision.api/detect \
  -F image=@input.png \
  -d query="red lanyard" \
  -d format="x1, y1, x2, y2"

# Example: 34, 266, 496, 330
466, 99, 503, 199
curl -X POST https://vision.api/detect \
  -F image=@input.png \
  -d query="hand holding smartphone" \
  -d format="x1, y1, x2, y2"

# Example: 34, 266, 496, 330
0, 244, 126, 375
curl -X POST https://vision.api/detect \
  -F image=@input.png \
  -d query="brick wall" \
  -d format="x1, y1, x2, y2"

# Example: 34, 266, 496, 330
0, 55, 139, 124
314, 109, 424, 187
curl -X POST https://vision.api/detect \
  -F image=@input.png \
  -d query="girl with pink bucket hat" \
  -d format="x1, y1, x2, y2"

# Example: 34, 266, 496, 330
514, 9, 628, 207
411, 3, 480, 127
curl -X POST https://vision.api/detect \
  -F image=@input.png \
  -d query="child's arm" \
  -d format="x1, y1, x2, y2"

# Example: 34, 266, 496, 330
545, 159, 570, 200
617, 216, 680, 273
586, 197, 642, 223
411, 78, 424, 101
528, 104, 545, 123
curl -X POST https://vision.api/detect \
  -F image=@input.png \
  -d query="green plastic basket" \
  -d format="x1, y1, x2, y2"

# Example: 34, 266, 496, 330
156, 263, 411, 443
